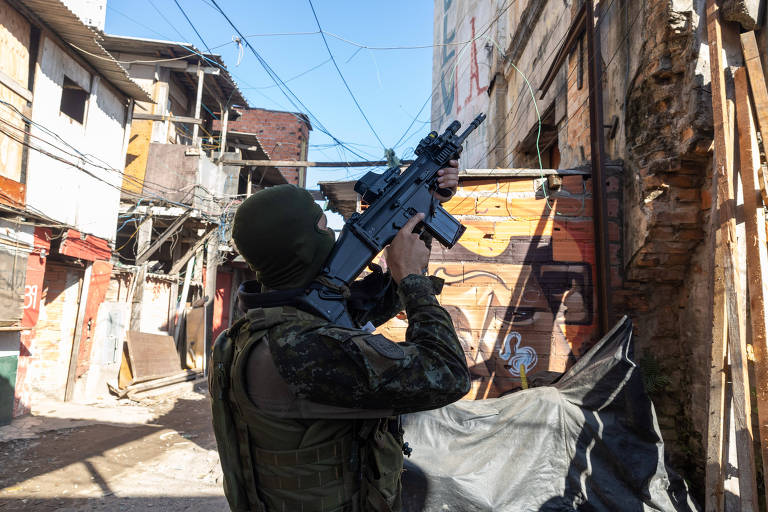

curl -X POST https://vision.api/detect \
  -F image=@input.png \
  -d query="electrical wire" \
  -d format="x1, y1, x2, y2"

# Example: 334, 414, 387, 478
306, 0, 386, 150
241, 58, 332, 90
147, 0, 189, 43
173, 0, 213, 53
109, 2, 384, 163
205, 0, 373, 162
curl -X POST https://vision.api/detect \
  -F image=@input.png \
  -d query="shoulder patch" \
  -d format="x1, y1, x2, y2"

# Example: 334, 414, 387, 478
364, 334, 405, 360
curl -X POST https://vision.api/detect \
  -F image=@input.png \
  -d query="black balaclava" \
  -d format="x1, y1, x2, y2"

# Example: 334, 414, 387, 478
231, 185, 335, 289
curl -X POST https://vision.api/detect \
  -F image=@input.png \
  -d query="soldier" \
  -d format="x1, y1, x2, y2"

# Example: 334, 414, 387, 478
209, 161, 470, 512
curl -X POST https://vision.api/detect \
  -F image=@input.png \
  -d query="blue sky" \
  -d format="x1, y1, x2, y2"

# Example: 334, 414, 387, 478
105, 0, 435, 228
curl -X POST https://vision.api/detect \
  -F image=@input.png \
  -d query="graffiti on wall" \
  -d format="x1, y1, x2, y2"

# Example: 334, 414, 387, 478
433, 0, 491, 169
377, 176, 599, 399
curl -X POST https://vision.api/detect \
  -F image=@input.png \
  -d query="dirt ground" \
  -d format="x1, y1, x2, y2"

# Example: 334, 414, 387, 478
0, 382, 228, 511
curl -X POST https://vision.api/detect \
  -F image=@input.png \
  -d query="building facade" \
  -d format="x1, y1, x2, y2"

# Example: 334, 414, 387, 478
0, 0, 150, 421
430, 0, 768, 496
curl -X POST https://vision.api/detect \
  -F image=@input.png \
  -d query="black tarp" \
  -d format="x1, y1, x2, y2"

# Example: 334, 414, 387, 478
401, 317, 699, 511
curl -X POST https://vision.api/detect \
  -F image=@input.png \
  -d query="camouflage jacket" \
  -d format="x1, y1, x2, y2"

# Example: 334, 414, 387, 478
223, 273, 471, 512
257, 273, 471, 415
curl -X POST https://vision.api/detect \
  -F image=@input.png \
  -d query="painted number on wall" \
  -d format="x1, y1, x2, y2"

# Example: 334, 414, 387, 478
24, 284, 38, 310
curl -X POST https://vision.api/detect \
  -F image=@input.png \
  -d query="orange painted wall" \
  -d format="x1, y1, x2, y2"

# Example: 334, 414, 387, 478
377, 175, 600, 399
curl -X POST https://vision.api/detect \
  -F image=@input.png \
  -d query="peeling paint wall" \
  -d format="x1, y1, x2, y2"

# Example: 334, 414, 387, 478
432, 0, 492, 170
25, 36, 127, 242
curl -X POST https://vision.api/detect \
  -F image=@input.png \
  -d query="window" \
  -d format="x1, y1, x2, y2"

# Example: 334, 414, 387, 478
60, 76, 88, 124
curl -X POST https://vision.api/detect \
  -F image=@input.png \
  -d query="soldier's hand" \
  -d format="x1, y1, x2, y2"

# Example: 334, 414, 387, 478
434, 159, 459, 202
386, 213, 431, 284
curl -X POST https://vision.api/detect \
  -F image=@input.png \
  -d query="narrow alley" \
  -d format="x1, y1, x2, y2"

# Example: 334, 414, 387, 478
0, 382, 226, 511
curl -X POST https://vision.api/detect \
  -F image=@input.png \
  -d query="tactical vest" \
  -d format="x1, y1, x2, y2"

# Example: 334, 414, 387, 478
209, 306, 405, 512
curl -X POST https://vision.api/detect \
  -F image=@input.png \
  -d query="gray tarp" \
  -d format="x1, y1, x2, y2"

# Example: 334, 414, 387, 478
401, 317, 699, 511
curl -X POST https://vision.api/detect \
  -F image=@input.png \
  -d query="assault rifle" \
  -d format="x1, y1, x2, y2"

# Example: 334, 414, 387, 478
297, 113, 486, 328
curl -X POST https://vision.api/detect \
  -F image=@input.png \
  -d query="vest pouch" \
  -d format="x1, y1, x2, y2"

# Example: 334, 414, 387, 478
209, 327, 265, 512
363, 421, 404, 512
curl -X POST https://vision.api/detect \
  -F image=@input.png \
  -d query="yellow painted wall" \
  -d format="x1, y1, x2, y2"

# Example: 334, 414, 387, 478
0, 0, 30, 182
122, 119, 153, 194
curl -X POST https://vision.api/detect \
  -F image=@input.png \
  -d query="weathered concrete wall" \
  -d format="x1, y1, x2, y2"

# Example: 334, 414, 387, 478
25, 35, 127, 242
431, 0, 492, 170
502, 0, 572, 169
456, 0, 719, 493
142, 142, 198, 203
722, 0, 764, 29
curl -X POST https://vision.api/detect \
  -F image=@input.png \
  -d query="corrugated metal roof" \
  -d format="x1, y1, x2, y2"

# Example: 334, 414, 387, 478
318, 180, 359, 219
101, 34, 248, 108
21, 0, 152, 102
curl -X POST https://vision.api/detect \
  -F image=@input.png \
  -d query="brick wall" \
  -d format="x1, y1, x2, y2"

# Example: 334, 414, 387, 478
377, 173, 618, 398
217, 108, 311, 186
616, 0, 713, 489
27, 262, 83, 400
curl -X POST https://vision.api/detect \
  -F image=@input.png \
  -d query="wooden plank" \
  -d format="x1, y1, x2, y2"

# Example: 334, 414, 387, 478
135, 209, 192, 264
707, 215, 728, 512
735, 67, 768, 498
131, 113, 203, 125
0, 68, 32, 102
191, 67, 204, 147
740, 31, 768, 208
741, 32, 768, 148
219, 159, 415, 168
462, 168, 591, 177
706, 2, 758, 510
170, 226, 216, 275
122, 331, 182, 386
64, 263, 92, 402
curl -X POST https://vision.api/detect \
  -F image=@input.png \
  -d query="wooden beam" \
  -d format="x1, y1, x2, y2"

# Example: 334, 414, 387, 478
741, 31, 768, 152
0, 68, 33, 102
706, 2, 758, 510
173, 255, 195, 353
170, 226, 216, 275
64, 263, 92, 402
586, 0, 612, 335
135, 209, 192, 265
735, 66, 768, 499
740, 32, 768, 208
191, 67, 204, 147
707, 214, 728, 512
203, 241, 219, 376
131, 113, 203, 125
219, 105, 229, 153
461, 168, 591, 177
219, 159, 415, 168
